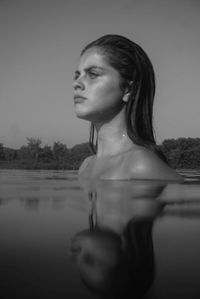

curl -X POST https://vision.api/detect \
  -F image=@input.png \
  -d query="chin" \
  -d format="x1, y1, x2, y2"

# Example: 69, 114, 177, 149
75, 110, 91, 121
75, 107, 96, 121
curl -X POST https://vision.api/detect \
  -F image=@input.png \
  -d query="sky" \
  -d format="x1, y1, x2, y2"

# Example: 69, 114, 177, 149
0, 0, 200, 149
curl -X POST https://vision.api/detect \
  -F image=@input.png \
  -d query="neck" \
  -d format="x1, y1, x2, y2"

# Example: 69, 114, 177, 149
93, 107, 135, 157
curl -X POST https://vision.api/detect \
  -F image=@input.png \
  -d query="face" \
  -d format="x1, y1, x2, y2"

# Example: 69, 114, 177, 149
71, 231, 122, 290
73, 47, 125, 123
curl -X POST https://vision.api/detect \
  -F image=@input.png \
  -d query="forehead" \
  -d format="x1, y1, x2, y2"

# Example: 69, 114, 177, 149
78, 47, 110, 69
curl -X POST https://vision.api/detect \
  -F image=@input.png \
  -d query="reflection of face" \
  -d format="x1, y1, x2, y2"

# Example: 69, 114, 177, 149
71, 230, 123, 292
73, 47, 124, 123
71, 224, 155, 298
72, 231, 121, 269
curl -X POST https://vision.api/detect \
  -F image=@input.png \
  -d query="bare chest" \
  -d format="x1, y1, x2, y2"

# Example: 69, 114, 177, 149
80, 153, 132, 180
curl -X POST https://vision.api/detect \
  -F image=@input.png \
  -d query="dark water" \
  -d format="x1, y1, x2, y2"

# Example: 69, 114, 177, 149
0, 169, 200, 298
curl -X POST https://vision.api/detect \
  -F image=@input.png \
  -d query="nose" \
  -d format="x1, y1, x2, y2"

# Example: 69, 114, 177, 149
73, 77, 85, 90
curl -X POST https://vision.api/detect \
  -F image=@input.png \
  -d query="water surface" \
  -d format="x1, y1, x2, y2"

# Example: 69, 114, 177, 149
0, 169, 200, 298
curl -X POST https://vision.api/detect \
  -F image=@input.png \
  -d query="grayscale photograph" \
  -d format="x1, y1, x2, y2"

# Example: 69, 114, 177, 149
0, 0, 200, 298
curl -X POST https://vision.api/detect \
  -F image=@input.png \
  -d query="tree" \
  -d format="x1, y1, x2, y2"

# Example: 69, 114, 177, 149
3, 148, 17, 161
18, 145, 30, 160
38, 145, 53, 162
52, 141, 68, 161
26, 137, 42, 160
160, 138, 200, 169
0, 143, 5, 160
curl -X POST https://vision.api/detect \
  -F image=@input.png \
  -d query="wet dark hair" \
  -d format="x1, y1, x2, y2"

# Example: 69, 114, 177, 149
81, 34, 166, 161
123, 218, 155, 297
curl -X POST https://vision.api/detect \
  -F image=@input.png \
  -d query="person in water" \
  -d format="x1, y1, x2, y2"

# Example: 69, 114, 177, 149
73, 34, 183, 181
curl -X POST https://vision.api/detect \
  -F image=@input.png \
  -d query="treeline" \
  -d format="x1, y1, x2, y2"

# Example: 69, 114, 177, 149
0, 138, 91, 170
160, 137, 200, 169
0, 137, 200, 170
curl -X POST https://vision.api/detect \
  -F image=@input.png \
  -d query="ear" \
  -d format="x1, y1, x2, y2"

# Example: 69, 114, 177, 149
122, 91, 130, 103
122, 81, 133, 103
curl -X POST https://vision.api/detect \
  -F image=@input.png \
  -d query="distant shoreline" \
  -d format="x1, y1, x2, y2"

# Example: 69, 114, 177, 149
1, 137, 200, 170
0, 161, 80, 170
0, 161, 199, 171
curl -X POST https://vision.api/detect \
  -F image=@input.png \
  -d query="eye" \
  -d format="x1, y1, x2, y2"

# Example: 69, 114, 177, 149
88, 71, 99, 79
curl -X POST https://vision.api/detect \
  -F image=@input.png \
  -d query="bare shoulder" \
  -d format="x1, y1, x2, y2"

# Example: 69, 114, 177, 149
129, 148, 184, 182
78, 155, 93, 175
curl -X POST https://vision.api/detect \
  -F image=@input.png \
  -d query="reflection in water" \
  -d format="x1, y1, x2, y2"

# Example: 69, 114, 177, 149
1, 170, 200, 297
72, 221, 155, 298
71, 179, 166, 298
21, 197, 40, 210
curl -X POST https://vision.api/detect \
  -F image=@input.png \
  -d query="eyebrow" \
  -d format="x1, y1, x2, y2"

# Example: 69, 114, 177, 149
75, 66, 105, 75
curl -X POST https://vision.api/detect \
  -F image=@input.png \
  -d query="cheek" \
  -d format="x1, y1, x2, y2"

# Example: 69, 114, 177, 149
74, 78, 124, 121
92, 80, 123, 105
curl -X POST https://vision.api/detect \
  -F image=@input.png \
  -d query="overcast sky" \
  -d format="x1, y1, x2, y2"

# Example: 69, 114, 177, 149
0, 0, 200, 149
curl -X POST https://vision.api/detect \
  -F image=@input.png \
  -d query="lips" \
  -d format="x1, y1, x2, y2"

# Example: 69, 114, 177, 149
74, 95, 87, 104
